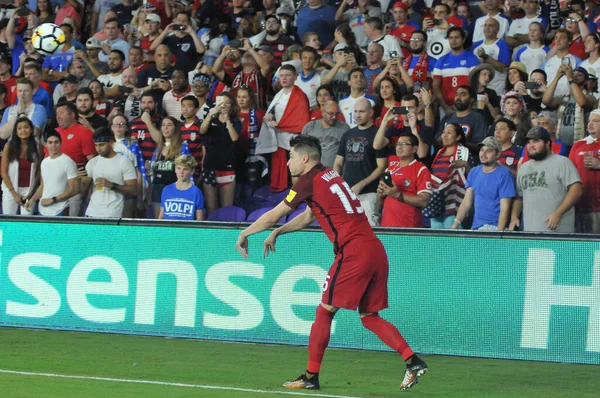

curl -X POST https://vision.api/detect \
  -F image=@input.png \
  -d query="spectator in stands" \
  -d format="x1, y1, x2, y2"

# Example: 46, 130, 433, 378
162, 69, 191, 120
146, 116, 190, 218
334, 23, 365, 64
89, 79, 113, 118
26, 130, 78, 217
97, 49, 126, 99
257, 14, 295, 71
76, 88, 108, 131
510, 127, 583, 232
82, 127, 137, 218
179, 95, 204, 186
505, 62, 529, 93
472, 0, 510, 39
111, 114, 145, 218
389, 2, 416, 58
159, 154, 205, 221
52, 60, 92, 105
137, 45, 175, 90
364, 17, 402, 61
364, 42, 385, 94
374, 77, 401, 127
472, 18, 510, 94
542, 64, 596, 147
544, 28, 581, 99
519, 68, 547, 113
99, 18, 131, 66
41, 23, 75, 87
190, 74, 212, 122
150, 12, 205, 73
302, 101, 349, 168
336, 0, 382, 49
0, 53, 16, 108
334, 98, 387, 226
451, 137, 515, 230
581, 33, 600, 79
320, 43, 358, 101
0, 116, 42, 215
433, 27, 480, 112
296, 0, 337, 49
429, 123, 472, 228
493, 118, 521, 177
23, 63, 52, 118
377, 132, 432, 228
469, 63, 500, 126
57, 74, 80, 105
200, 92, 241, 214
80, 38, 109, 81
500, 91, 531, 147
506, 1, 548, 48
403, 30, 433, 84
290, 46, 321, 109
134, 13, 161, 62
53, 101, 96, 216
519, 110, 569, 166
128, 47, 150, 74
0, 84, 7, 120
134, 91, 162, 162
438, 85, 487, 156
561, 4, 589, 61
512, 22, 549, 74
339, 68, 376, 128
37, 0, 56, 25
0, 78, 47, 139
372, 55, 414, 95
119, 67, 141, 121
236, 86, 266, 184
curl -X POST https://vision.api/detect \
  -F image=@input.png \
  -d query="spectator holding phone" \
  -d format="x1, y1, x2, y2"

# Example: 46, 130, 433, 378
377, 132, 432, 228
159, 155, 205, 221
543, 28, 581, 99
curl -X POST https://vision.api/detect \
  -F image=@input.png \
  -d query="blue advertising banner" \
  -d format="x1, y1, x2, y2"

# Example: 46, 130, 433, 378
0, 220, 598, 364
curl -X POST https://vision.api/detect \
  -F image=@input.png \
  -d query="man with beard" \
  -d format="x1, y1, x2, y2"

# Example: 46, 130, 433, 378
437, 85, 487, 155
433, 27, 480, 112
97, 50, 126, 99
214, 39, 270, 109
364, 42, 385, 94
162, 69, 191, 120
150, 12, 205, 73
137, 45, 176, 90
131, 92, 161, 162
403, 30, 434, 84
451, 137, 515, 230
76, 87, 108, 131
259, 15, 296, 71
191, 73, 212, 121
510, 127, 582, 232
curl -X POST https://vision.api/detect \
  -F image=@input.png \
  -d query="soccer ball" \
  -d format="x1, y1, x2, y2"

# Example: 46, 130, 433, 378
31, 23, 66, 56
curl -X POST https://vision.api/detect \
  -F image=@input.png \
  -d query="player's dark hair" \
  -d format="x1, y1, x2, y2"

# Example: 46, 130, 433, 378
105, 17, 121, 28
280, 64, 297, 75
435, 3, 452, 15
411, 30, 428, 42
8, 117, 39, 163
182, 95, 199, 108
530, 69, 547, 81
56, 100, 78, 116
495, 117, 517, 132
456, 84, 476, 100
290, 135, 322, 162
401, 94, 418, 105
76, 87, 94, 100
447, 26, 466, 41
110, 49, 126, 62
348, 67, 365, 81
46, 130, 61, 143
397, 132, 419, 147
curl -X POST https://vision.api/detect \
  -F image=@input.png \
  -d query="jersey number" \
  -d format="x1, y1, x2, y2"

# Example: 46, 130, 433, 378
329, 182, 364, 214
451, 77, 458, 87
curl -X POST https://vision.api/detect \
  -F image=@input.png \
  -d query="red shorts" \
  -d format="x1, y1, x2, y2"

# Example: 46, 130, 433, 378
322, 239, 389, 313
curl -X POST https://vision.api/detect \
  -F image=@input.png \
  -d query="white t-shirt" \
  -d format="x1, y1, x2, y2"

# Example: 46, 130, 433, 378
39, 154, 78, 216
580, 58, 600, 99
544, 54, 581, 98
295, 71, 321, 109
370, 35, 402, 61
274, 91, 291, 121
426, 28, 450, 60
506, 16, 546, 38
338, 94, 376, 128
473, 14, 510, 40
85, 154, 137, 218
98, 73, 123, 89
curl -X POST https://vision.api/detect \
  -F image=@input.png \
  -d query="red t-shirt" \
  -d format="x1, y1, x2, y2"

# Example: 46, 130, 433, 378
380, 160, 432, 228
52, 124, 96, 165
390, 24, 415, 59
569, 139, 600, 213
285, 164, 377, 252
1, 76, 17, 106
570, 35, 586, 60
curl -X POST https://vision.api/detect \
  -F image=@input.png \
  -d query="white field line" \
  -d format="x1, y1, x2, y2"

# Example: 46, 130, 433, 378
0, 369, 365, 398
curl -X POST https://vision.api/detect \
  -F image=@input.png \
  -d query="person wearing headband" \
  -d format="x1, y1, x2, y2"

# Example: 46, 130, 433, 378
82, 127, 138, 218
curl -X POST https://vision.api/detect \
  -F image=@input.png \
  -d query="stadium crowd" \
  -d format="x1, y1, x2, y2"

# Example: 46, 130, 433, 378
0, 0, 598, 233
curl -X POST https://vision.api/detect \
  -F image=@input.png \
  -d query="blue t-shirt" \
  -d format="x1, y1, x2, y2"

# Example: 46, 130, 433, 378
296, 4, 337, 48
466, 165, 516, 230
161, 183, 205, 220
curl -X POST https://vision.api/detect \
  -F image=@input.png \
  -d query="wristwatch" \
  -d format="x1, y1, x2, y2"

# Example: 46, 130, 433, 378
52, 196, 57, 204
424, 103, 431, 109
569, 80, 576, 85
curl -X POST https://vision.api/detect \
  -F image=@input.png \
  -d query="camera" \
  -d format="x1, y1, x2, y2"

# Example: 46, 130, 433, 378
433, 19, 442, 26
173, 24, 186, 31
382, 172, 394, 187
524, 82, 540, 90
559, 8, 572, 18
392, 106, 409, 115
229, 39, 243, 49
390, 51, 398, 58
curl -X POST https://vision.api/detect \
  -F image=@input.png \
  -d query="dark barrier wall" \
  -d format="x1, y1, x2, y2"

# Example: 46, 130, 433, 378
0, 217, 598, 365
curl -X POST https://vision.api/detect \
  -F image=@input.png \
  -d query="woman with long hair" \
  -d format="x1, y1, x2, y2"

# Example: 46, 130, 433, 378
500, 91, 531, 146
89, 79, 113, 118
110, 114, 146, 218
199, 15, 233, 66
334, 23, 365, 64
200, 92, 242, 214
505, 62, 529, 93
236, 86, 265, 182
0, 117, 43, 215
375, 77, 401, 126
309, 85, 345, 121
469, 64, 500, 125
149, 116, 190, 218
37, 0, 55, 25
429, 123, 472, 229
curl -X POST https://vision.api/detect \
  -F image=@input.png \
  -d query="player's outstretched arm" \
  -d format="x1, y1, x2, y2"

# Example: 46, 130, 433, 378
236, 201, 294, 259
264, 206, 315, 257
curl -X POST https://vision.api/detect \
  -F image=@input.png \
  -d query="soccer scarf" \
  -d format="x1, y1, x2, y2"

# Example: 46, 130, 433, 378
402, 53, 429, 82
248, 107, 260, 155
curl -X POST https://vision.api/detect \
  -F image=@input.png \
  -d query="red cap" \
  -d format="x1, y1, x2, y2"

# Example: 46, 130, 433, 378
392, 2, 408, 11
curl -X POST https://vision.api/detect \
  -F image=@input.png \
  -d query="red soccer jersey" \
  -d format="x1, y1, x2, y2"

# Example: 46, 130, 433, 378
52, 124, 96, 165
284, 164, 377, 252
380, 160, 433, 228
130, 116, 159, 162
390, 24, 415, 59
569, 139, 600, 213
570, 35, 586, 60
180, 118, 204, 175
1, 76, 17, 106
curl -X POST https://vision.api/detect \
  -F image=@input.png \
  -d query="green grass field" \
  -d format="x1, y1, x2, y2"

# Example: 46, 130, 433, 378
0, 327, 598, 397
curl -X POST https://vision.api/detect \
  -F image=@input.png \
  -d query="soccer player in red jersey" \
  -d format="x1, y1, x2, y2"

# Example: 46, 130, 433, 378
236, 135, 428, 391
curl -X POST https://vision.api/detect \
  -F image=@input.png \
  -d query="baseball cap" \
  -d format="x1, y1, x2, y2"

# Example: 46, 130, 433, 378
392, 2, 409, 11
59, 74, 80, 84
526, 127, 552, 141
145, 13, 161, 24
333, 43, 349, 53
574, 66, 589, 80
508, 61, 527, 74
257, 45, 274, 54
276, 5, 294, 16
86, 37, 102, 49
192, 73, 211, 86
477, 137, 502, 152
265, 14, 281, 24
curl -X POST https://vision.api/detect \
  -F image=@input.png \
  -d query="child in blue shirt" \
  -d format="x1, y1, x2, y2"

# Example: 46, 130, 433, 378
159, 155, 205, 221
